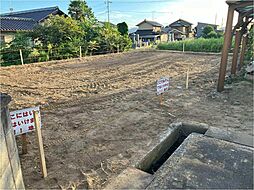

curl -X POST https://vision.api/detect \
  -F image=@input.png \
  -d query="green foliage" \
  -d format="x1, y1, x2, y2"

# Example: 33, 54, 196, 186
207, 31, 218, 38
202, 26, 215, 38
97, 22, 121, 52
245, 25, 254, 62
217, 31, 223, 38
1, 1, 132, 66
1, 33, 32, 66
33, 15, 84, 47
157, 38, 225, 53
202, 25, 223, 39
117, 22, 128, 36
68, 0, 95, 22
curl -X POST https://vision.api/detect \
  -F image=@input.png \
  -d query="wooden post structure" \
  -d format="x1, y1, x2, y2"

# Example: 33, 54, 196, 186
239, 34, 248, 70
183, 43, 185, 53
33, 111, 47, 178
21, 134, 28, 154
217, 5, 235, 92
19, 49, 24, 65
231, 29, 242, 75
79, 46, 82, 58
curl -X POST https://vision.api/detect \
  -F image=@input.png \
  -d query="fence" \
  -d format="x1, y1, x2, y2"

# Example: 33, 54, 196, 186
0, 93, 25, 189
0, 44, 122, 67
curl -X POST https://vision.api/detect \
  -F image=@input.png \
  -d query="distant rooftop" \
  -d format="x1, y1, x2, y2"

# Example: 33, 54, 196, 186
136, 19, 163, 27
0, 6, 65, 22
169, 19, 193, 27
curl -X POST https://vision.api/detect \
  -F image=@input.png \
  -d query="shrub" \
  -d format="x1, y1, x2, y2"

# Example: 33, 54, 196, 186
202, 26, 215, 38
157, 38, 224, 53
1, 33, 32, 66
207, 31, 218, 39
245, 25, 254, 62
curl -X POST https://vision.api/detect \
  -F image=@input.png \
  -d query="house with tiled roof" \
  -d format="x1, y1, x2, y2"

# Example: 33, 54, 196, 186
133, 19, 168, 45
167, 19, 193, 40
0, 6, 66, 43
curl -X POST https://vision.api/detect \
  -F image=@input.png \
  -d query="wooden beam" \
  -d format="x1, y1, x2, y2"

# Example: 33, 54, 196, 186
217, 6, 235, 92
239, 34, 248, 70
230, 1, 253, 9
231, 30, 242, 75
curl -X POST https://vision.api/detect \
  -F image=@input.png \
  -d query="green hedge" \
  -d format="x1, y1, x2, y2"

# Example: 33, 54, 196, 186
157, 38, 224, 53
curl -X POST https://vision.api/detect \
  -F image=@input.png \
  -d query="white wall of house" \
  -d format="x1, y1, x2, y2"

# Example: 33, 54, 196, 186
0, 33, 15, 43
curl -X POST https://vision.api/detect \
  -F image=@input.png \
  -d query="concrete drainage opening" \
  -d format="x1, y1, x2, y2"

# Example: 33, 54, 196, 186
135, 122, 209, 174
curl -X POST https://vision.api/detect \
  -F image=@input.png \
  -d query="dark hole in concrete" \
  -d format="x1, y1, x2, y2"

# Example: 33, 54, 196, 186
136, 122, 208, 174
147, 134, 187, 174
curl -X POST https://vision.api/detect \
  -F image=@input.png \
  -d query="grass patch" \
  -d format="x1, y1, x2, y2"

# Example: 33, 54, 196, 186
157, 38, 224, 53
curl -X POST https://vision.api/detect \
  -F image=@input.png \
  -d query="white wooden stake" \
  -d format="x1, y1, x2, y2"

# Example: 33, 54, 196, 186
160, 94, 163, 106
33, 111, 47, 178
183, 43, 185, 53
19, 49, 24, 65
79, 46, 82, 58
117, 45, 120, 53
186, 69, 189, 89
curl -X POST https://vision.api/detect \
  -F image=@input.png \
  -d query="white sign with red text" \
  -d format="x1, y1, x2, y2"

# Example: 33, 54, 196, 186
157, 77, 169, 95
10, 107, 41, 136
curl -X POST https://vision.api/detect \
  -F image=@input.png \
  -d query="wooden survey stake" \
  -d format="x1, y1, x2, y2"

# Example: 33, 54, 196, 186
33, 110, 47, 178
186, 69, 189, 89
21, 134, 28, 154
159, 94, 163, 105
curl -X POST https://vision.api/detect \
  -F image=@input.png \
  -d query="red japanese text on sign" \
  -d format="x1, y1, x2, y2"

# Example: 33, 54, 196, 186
10, 107, 41, 136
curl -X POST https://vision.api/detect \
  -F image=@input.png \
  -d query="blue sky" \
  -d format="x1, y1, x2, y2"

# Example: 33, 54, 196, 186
1, 0, 234, 28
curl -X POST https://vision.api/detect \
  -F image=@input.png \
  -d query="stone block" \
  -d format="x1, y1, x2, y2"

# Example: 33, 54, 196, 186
205, 126, 253, 147
105, 167, 154, 189
0, 136, 9, 177
147, 133, 253, 189
5, 130, 18, 159
0, 163, 15, 190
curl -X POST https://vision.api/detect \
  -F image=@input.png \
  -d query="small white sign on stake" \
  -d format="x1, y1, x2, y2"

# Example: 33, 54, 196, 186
157, 77, 169, 95
10, 107, 41, 136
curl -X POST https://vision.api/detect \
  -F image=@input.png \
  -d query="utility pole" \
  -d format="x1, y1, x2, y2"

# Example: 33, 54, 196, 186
9, 0, 13, 13
215, 13, 217, 25
152, 11, 155, 20
105, 0, 112, 23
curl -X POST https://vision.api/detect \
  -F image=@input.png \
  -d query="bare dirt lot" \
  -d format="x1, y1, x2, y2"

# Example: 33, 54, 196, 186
0, 50, 253, 189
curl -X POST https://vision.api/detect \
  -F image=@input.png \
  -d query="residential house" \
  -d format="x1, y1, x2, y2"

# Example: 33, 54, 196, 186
194, 22, 218, 38
0, 6, 65, 43
167, 19, 193, 41
133, 19, 168, 45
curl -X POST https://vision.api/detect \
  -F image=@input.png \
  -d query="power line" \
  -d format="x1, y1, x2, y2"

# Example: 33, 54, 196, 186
89, 0, 174, 3
111, 10, 171, 14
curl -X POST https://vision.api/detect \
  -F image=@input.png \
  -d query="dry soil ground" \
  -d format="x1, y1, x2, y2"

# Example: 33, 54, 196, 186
0, 50, 253, 189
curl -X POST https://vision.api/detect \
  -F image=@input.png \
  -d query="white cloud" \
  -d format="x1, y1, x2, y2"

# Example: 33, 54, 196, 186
126, 0, 239, 28
156, 0, 239, 27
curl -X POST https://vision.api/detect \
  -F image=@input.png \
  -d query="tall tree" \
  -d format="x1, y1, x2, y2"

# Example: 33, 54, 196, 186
117, 22, 128, 36
68, 0, 95, 22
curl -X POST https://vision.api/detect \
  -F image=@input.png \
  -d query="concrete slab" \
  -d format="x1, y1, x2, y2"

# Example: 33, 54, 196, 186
147, 133, 253, 189
205, 126, 254, 147
104, 167, 154, 189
